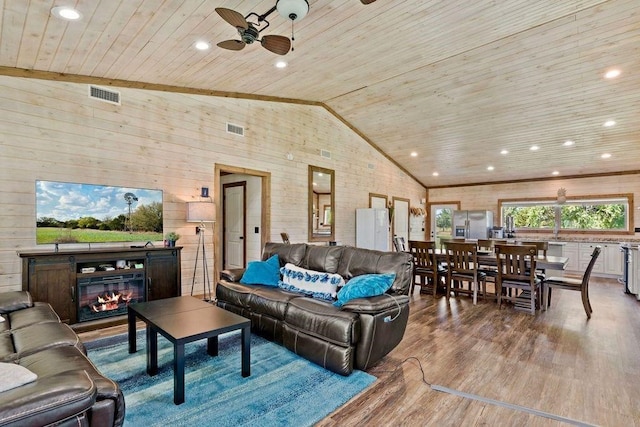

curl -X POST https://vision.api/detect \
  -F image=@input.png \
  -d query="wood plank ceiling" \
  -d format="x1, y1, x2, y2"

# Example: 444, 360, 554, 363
1, 0, 639, 188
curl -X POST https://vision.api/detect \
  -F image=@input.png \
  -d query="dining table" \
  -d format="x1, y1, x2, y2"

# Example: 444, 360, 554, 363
434, 248, 569, 306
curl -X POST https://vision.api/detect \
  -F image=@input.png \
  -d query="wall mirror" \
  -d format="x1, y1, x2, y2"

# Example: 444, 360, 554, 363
369, 193, 387, 209
308, 165, 335, 242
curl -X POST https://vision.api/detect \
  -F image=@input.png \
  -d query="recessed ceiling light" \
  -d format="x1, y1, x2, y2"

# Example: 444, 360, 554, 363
563, 140, 574, 146
432, 172, 439, 177
604, 69, 621, 79
410, 152, 418, 157
194, 41, 210, 50
275, 61, 287, 69
51, 6, 82, 20
601, 153, 612, 159
552, 171, 560, 176
603, 120, 616, 127
500, 149, 508, 155
487, 166, 494, 171
530, 145, 540, 151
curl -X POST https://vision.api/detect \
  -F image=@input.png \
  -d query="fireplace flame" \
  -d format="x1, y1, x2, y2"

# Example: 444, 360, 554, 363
90, 291, 133, 313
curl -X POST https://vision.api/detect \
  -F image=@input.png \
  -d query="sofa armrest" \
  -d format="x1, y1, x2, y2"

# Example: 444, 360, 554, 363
220, 268, 246, 282
0, 370, 96, 427
0, 291, 33, 314
338, 294, 409, 315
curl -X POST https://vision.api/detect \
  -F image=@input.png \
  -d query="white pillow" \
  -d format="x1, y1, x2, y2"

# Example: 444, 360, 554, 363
0, 362, 37, 393
278, 263, 345, 301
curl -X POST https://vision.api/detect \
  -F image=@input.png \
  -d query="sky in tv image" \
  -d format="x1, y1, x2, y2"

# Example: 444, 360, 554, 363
36, 180, 162, 222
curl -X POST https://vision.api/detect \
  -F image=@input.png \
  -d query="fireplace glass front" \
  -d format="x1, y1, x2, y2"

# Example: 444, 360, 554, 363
77, 272, 145, 322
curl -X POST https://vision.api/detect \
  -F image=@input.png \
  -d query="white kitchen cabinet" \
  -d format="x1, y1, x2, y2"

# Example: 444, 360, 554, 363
562, 242, 580, 272
579, 243, 604, 274
602, 243, 623, 276
560, 241, 622, 277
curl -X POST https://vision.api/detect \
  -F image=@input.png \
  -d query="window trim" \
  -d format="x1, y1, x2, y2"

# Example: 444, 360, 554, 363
498, 193, 634, 235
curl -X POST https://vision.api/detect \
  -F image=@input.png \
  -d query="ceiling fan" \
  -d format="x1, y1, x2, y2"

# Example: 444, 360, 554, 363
216, 0, 378, 55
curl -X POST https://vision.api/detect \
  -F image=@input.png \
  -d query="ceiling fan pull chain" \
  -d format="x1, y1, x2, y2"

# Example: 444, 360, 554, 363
291, 20, 295, 51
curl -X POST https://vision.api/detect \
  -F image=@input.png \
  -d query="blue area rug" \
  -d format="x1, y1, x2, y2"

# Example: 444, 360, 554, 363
86, 330, 375, 426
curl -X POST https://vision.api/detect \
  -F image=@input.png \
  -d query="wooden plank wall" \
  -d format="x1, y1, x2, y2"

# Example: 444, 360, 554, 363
0, 76, 426, 293
428, 176, 640, 238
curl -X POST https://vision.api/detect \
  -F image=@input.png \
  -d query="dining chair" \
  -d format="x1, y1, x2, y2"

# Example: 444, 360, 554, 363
476, 239, 499, 300
495, 244, 541, 315
393, 236, 407, 252
518, 240, 549, 279
409, 240, 446, 296
477, 239, 494, 251
517, 241, 549, 256
439, 237, 465, 251
543, 246, 601, 319
443, 241, 486, 303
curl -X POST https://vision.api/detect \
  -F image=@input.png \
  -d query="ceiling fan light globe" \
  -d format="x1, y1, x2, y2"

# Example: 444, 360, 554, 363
277, 0, 309, 22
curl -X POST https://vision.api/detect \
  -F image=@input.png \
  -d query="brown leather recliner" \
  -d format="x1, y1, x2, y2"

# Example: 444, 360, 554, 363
0, 291, 125, 427
217, 243, 412, 375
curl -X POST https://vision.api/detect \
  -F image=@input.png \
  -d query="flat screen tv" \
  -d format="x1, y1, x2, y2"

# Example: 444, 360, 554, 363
36, 180, 163, 245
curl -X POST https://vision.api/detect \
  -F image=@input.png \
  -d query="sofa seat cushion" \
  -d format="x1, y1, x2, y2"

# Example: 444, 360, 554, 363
10, 322, 83, 361
247, 287, 301, 321
8, 303, 61, 330
19, 346, 123, 402
284, 298, 359, 346
0, 370, 96, 427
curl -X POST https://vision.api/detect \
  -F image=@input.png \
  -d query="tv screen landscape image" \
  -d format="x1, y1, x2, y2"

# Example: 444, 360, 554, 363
36, 180, 163, 245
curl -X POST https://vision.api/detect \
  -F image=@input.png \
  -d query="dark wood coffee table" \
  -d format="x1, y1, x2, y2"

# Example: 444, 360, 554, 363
128, 296, 251, 404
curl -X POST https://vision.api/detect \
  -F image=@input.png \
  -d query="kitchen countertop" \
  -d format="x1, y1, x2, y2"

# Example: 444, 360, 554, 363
512, 235, 640, 244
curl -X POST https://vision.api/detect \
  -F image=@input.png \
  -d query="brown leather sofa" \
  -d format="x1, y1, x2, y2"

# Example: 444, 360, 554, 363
217, 243, 413, 375
0, 291, 125, 427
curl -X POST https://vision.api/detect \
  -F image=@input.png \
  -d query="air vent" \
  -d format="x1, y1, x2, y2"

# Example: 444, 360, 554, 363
320, 149, 331, 159
88, 85, 120, 105
226, 123, 244, 136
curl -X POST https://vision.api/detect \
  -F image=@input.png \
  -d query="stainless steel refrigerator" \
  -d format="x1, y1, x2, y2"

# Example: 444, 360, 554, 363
452, 210, 494, 239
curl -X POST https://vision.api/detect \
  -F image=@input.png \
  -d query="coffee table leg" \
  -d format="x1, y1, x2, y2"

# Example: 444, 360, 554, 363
147, 326, 158, 376
174, 343, 185, 405
241, 326, 250, 377
128, 308, 136, 353
207, 335, 218, 356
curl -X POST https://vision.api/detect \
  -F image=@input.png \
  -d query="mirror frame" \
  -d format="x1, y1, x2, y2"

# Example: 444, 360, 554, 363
308, 165, 335, 242
369, 193, 388, 209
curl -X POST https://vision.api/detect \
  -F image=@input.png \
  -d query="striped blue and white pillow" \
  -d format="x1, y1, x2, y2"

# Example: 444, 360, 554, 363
278, 263, 344, 301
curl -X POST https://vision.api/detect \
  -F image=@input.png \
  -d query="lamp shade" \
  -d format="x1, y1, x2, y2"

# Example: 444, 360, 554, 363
277, 0, 309, 22
187, 201, 215, 223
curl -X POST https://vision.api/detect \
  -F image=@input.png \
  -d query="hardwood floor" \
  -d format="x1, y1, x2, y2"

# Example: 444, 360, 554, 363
79, 277, 640, 426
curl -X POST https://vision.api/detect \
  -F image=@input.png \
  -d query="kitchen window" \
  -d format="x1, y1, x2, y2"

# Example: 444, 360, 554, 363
499, 194, 633, 234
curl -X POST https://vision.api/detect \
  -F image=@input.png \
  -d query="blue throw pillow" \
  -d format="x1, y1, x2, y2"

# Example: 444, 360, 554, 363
333, 273, 396, 307
240, 254, 280, 287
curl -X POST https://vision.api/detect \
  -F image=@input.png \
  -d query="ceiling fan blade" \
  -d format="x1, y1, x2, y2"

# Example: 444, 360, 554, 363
261, 35, 291, 55
215, 7, 248, 29
361, 0, 377, 4
217, 40, 246, 51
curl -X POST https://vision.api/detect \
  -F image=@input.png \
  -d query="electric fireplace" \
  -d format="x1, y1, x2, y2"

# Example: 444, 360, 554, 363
77, 272, 145, 322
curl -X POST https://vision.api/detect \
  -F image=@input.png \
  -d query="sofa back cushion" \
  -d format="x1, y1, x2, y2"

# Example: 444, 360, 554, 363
337, 247, 413, 295
302, 245, 344, 274
262, 242, 307, 267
